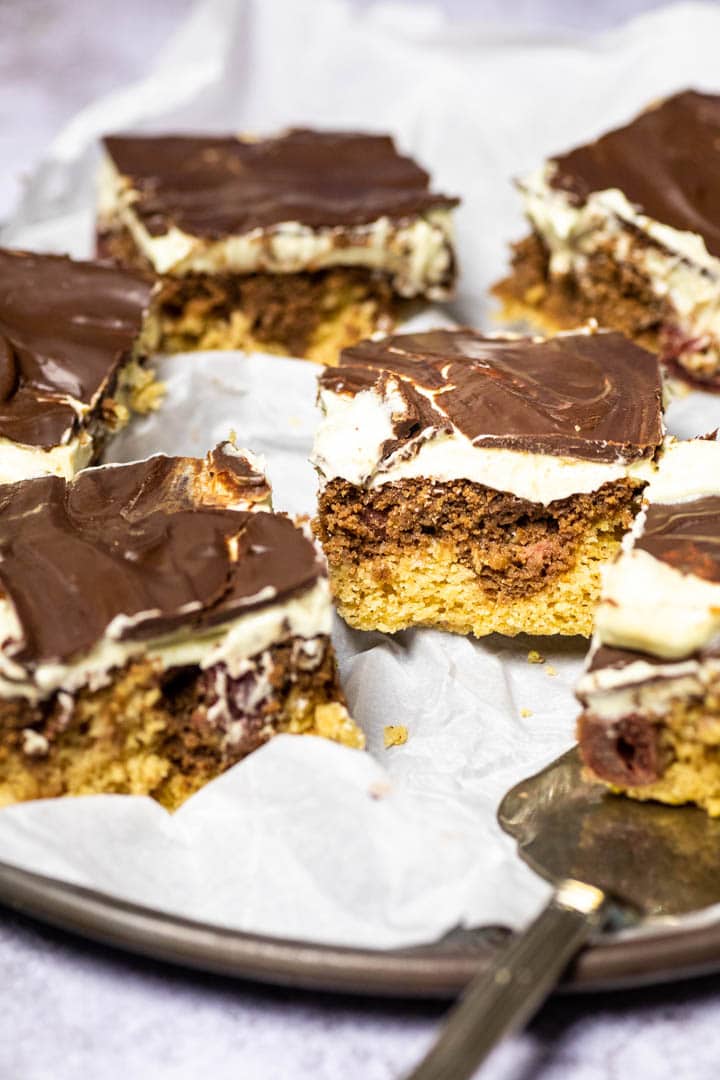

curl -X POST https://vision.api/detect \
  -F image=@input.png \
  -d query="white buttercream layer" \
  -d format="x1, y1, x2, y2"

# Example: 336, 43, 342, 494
521, 164, 720, 376
0, 434, 94, 485
312, 382, 655, 505
0, 576, 332, 705
644, 437, 720, 504
595, 548, 720, 661
99, 155, 455, 299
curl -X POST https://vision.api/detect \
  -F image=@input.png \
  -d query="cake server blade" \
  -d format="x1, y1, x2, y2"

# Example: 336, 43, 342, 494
405, 746, 720, 1080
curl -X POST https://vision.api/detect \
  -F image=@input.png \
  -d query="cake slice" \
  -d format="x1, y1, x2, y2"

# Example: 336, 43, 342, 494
493, 91, 720, 388
577, 437, 720, 815
97, 130, 459, 364
0, 443, 360, 811
0, 247, 161, 483
312, 327, 663, 637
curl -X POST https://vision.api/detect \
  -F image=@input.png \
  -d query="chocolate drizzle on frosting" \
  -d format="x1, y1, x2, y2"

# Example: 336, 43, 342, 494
103, 130, 459, 238
0, 248, 152, 448
550, 90, 720, 258
0, 450, 320, 669
321, 329, 663, 464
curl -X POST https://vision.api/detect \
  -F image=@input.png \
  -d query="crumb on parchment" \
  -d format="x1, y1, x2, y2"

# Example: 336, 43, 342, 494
314, 703, 365, 749
384, 725, 408, 748
520, 708, 533, 718
545, 665, 558, 677
527, 650, 545, 664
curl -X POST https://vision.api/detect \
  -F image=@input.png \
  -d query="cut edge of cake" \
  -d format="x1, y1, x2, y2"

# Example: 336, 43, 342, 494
311, 326, 664, 639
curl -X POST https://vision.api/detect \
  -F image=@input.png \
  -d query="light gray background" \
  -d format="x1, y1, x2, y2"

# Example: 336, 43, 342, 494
2, 2, 720, 1078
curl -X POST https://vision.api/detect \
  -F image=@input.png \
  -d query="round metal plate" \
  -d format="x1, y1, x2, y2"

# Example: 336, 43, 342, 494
2, 858, 720, 997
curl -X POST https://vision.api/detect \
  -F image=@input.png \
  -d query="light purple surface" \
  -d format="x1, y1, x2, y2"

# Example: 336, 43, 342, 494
3, 2, 720, 1077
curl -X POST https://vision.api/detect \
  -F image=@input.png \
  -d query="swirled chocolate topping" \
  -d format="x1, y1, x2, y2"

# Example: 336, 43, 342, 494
0, 449, 320, 669
321, 329, 663, 463
636, 496, 720, 583
103, 130, 459, 238
0, 248, 153, 448
550, 91, 720, 258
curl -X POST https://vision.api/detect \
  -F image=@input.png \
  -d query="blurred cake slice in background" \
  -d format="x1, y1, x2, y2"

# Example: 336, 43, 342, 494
97, 130, 459, 364
0, 247, 161, 484
493, 91, 720, 389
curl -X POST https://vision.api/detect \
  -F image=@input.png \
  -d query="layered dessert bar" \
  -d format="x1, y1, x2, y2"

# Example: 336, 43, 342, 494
493, 91, 720, 388
97, 130, 458, 363
312, 327, 663, 637
0, 247, 161, 483
577, 437, 720, 815
0, 443, 361, 810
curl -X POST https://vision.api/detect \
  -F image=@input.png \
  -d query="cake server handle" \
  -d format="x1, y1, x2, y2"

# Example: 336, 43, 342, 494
404, 879, 608, 1080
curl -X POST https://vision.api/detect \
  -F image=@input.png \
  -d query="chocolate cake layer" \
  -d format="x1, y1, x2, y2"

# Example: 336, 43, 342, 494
322, 329, 663, 463
96, 224, 400, 358
317, 475, 642, 600
0, 248, 153, 449
551, 91, 720, 258
0, 635, 344, 786
103, 131, 458, 238
0, 447, 313, 674
495, 230, 671, 345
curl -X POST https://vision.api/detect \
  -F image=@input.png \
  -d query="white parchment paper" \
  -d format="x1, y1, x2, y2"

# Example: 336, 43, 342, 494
2, 0, 720, 948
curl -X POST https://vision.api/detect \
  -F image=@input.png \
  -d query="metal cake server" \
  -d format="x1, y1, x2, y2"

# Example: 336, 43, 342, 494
407, 746, 720, 1080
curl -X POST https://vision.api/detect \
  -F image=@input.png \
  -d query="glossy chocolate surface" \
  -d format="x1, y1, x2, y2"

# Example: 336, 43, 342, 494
636, 496, 720, 583
550, 90, 720, 258
321, 329, 663, 463
0, 449, 320, 668
103, 130, 458, 238
0, 248, 152, 448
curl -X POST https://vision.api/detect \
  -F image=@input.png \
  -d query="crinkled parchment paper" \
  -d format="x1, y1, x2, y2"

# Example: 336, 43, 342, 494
2, 0, 720, 948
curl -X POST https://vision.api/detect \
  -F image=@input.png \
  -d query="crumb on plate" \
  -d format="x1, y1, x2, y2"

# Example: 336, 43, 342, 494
384, 724, 408, 748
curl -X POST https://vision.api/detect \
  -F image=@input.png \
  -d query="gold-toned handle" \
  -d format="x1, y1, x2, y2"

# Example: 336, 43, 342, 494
405, 880, 607, 1080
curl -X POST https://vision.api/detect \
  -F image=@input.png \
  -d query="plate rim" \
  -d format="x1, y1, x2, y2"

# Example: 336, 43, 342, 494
2, 857, 720, 998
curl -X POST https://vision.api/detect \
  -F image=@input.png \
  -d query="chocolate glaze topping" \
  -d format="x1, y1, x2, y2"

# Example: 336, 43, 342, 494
0, 448, 321, 670
103, 130, 458, 238
321, 329, 663, 463
0, 248, 152, 449
587, 645, 665, 675
636, 496, 720, 583
550, 90, 720, 258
